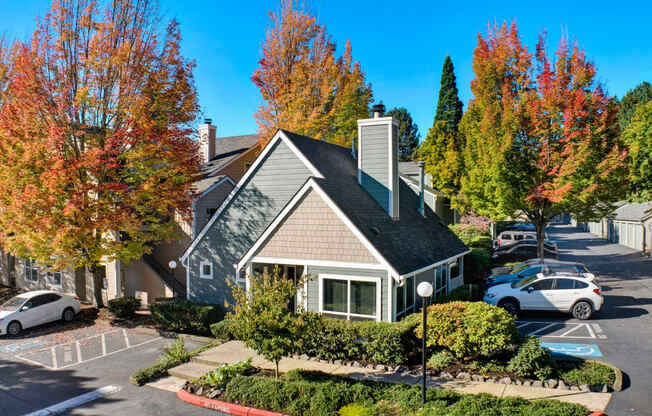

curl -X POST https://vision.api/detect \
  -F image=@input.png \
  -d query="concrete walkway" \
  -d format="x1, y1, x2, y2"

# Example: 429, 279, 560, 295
162, 340, 612, 412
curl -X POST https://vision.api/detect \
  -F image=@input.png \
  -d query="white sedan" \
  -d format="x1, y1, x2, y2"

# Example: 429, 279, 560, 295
483, 274, 604, 320
0, 290, 81, 336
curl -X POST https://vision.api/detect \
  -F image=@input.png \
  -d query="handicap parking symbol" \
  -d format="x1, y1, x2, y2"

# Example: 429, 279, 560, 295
540, 342, 603, 358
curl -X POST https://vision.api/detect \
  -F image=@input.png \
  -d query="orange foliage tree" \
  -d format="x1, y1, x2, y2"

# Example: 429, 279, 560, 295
0, 0, 200, 305
252, 0, 373, 147
460, 22, 627, 259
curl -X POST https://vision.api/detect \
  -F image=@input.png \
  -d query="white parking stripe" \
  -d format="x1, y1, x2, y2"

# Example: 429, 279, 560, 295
101, 333, 107, 355
22, 384, 122, 416
123, 329, 130, 348
528, 323, 558, 336
559, 324, 583, 337
55, 336, 161, 370
586, 323, 596, 339
516, 322, 533, 329
50, 347, 57, 370
76, 341, 82, 363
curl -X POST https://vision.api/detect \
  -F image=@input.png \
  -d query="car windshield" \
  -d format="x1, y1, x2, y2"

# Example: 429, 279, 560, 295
512, 275, 538, 289
510, 262, 529, 273
1, 296, 28, 311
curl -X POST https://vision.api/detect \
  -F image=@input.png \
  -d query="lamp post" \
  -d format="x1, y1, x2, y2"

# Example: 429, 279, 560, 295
416, 281, 433, 405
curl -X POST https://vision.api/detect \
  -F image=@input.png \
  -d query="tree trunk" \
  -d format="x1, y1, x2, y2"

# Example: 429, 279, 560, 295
90, 264, 105, 307
275, 360, 279, 379
536, 221, 546, 261
7, 254, 15, 287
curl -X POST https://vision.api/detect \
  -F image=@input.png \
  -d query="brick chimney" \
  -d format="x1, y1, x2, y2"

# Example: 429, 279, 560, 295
357, 103, 400, 220
198, 118, 216, 164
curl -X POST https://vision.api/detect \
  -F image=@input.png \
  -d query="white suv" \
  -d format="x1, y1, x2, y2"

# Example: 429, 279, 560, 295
483, 274, 603, 320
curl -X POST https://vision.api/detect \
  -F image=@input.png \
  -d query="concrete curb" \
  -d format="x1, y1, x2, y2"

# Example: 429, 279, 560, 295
587, 359, 624, 392
178, 333, 215, 344
177, 388, 287, 416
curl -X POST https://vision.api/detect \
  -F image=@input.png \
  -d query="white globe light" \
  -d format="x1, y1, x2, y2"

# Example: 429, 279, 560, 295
417, 281, 433, 298
168, 260, 177, 269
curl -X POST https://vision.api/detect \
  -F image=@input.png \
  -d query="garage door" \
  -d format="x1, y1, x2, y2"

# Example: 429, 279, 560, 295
613, 221, 644, 250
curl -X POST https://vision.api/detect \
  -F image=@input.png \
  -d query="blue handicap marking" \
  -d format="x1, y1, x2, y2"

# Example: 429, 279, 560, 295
540, 342, 603, 358
0, 340, 45, 354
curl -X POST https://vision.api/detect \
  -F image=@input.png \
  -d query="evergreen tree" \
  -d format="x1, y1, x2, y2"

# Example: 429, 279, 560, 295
434, 56, 464, 132
618, 81, 652, 132
385, 107, 419, 160
622, 99, 652, 201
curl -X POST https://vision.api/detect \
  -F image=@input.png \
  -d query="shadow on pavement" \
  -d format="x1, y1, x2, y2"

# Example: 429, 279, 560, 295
0, 358, 121, 416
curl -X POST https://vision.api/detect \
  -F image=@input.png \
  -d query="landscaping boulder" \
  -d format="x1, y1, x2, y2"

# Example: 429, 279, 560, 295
522, 380, 531, 387
557, 380, 569, 390
602, 385, 609, 392
456, 372, 471, 380
499, 377, 512, 385
472, 375, 483, 382
545, 379, 558, 389
570, 385, 580, 391
532, 380, 543, 388
579, 384, 590, 392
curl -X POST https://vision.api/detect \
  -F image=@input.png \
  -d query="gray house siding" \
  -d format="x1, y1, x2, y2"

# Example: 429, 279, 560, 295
187, 140, 312, 305
193, 180, 235, 237
360, 125, 389, 212
305, 265, 389, 322
391, 125, 399, 218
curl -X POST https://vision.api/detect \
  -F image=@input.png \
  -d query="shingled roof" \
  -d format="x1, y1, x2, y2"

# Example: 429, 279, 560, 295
280, 130, 468, 275
613, 202, 652, 222
193, 134, 259, 194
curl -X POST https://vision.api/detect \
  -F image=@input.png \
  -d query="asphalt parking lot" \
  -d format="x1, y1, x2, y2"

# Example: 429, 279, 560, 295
547, 225, 652, 416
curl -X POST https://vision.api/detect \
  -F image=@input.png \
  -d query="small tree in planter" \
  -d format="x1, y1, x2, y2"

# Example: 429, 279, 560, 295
226, 267, 308, 378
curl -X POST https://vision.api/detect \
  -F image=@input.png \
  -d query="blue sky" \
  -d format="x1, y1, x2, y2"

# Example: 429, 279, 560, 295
1, 1, 651, 139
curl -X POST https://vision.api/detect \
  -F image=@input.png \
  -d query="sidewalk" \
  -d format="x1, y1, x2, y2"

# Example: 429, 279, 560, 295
159, 340, 612, 412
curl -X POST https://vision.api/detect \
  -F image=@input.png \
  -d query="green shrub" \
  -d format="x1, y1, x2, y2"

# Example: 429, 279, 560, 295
428, 350, 455, 371
149, 300, 224, 335
210, 319, 233, 340
223, 371, 588, 416
464, 248, 491, 284
195, 358, 254, 389
433, 284, 482, 303
415, 301, 516, 358
559, 361, 615, 387
292, 313, 418, 366
449, 224, 490, 246
338, 403, 375, 416
107, 296, 140, 319
507, 337, 554, 380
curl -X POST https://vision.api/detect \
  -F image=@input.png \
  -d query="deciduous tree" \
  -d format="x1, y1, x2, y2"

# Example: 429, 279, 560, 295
0, 0, 200, 305
622, 99, 652, 200
385, 107, 419, 160
251, 0, 372, 147
460, 22, 627, 259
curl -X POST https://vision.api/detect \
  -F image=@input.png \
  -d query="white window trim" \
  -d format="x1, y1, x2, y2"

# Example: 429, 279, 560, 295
318, 274, 381, 322
199, 260, 214, 279
394, 275, 416, 320
46, 271, 63, 288
25, 260, 39, 283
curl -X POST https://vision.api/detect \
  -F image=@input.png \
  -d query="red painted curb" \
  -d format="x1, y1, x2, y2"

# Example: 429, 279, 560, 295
177, 388, 288, 416
589, 413, 607, 416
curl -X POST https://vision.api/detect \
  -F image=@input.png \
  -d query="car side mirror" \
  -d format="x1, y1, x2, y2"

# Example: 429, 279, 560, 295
20, 306, 29, 312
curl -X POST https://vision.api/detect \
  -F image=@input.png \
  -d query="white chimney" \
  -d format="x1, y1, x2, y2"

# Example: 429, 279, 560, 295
357, 103, 400, 220
198, 118, 216, 164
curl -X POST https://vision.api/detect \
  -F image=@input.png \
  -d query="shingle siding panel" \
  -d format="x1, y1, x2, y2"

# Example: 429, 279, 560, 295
188, 140, 312, 305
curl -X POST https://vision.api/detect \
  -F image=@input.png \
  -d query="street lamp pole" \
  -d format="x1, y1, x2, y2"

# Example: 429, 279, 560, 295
416, 281, 433, 405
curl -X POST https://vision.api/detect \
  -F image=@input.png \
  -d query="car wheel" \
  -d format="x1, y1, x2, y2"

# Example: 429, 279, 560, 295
572, 301, 593, 320
7, 321, 21, 336
499, 299, 519, 316
62, 307, 75, 323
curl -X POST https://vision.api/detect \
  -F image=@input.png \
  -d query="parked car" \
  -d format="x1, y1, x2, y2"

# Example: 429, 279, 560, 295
483, 273, 603, 319
0, 290, 80, 336
503, 222, 536, 232
486, 260, 593, 287
494, 230, 550, 248
491, 240, 558, 263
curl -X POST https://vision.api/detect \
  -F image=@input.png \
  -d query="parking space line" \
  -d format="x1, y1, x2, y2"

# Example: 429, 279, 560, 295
22, 384, 122, 416
55, 336, 161, 370
528, 323, 557, 336
101, 333, 107, 355
76, 341, 82, 363
123, 329, 130, 348
559, 324, 583, 337
516, 322, 533, 329
586, 324, 596, 339
50, 347, 57, 369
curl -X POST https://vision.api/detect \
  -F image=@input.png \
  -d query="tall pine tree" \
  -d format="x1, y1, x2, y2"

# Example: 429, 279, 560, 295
434, 56, 464, 132
385, 107, 419, 160
418, 56, 465, 205
618, 81, 652, 132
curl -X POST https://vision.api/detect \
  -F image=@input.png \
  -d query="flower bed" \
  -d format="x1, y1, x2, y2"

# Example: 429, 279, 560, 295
180, 366, 591, 416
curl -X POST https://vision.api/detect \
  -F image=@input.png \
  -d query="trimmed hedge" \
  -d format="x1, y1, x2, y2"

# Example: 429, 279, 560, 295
108, 296, 141, 319
414, 301, 517, 359
149, 300, 224, 335
294, 313, 418, 366
464, 248, 491, 285
221, 370, 589, 416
